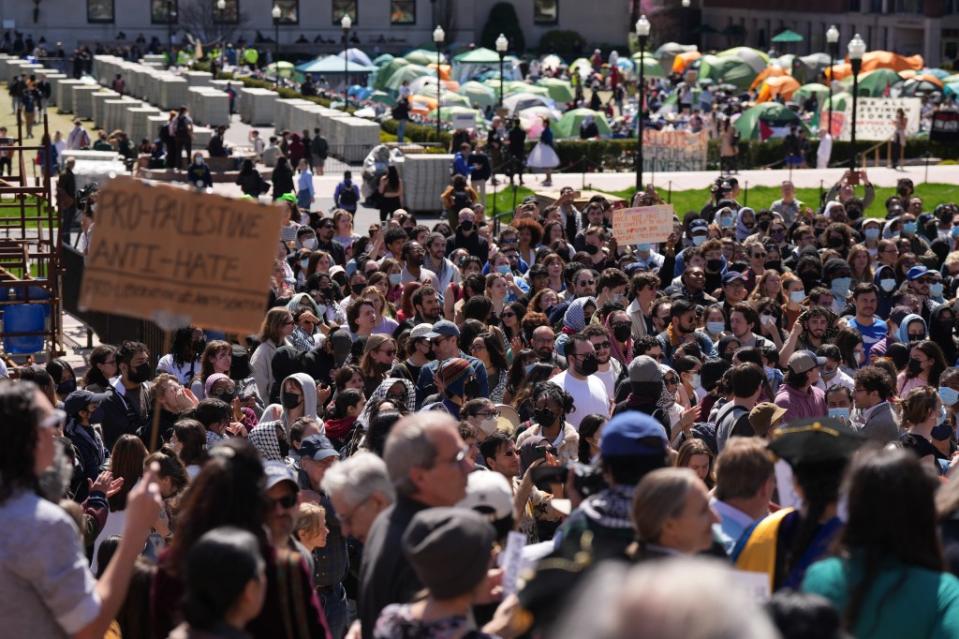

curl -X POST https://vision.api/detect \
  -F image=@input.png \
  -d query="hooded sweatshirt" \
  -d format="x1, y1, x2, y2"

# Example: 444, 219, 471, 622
259, 372, 320, 431
897, 313, 927, 344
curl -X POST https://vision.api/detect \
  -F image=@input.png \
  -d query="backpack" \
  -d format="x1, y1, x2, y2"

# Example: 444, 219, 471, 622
175, 115, 190, 138
451, 188, 471, 211
338, 183, 358, 207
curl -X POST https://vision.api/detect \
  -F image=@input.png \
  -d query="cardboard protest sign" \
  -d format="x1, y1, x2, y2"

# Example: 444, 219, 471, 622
837, 97, 921, 141
79, 177, 283, 335
613, 204, 674, 245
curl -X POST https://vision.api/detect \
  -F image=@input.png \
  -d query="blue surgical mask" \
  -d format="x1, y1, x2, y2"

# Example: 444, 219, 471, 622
830, 277, 852, 297
828, 407, 850, 420
940, 386, 959, 407
496, 264, 511, 275
952, 226, 959, 239
902, 221, 917, 235
789, 290, 806, 303
691, 235, 706, 246
864, 227, 880, 240
931, 282, 944, 297
637, 243, 652, 253
706, 320, 725, 335
719, 216, 734, 229
879, 278, 897, 292
389, 273, 402, 285
689, 373, 701, 389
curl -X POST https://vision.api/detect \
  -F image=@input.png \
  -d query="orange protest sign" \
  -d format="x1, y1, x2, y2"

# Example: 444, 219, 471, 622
612, 204, 674, 245
79, 177, 283, 334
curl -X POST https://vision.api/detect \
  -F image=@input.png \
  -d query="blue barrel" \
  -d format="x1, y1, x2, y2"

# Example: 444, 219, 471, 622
3, 303, 46, 354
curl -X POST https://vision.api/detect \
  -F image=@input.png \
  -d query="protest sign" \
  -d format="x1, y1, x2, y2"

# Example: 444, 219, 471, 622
642, 129, 708, 171
837, 97, 921, 141
79, 177, 283, 335
451, 111, 477, 130
613, 204, 675, 245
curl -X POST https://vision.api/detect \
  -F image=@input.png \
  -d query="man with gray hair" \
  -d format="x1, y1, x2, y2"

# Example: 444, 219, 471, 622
321, 452, 395, 543
356, 412, 472, 639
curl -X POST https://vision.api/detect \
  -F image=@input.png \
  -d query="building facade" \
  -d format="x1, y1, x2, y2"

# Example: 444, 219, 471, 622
0, 0, 630, 55
654, 0, 959, 67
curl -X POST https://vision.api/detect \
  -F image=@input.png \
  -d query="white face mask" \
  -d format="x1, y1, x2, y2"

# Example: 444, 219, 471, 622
477, 416, 498, 437
302, 237, 318, 250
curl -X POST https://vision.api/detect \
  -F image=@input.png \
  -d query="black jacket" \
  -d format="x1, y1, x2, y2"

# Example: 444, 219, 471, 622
99, 384, 151, 451
358, 495, 429, 639
445, 231, 489, 265
271, 164, 294, 197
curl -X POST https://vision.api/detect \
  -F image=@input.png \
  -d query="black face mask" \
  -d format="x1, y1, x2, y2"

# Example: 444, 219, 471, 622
459, 221, 474, 233
534, 408, 556, 427
192, 339, 206, 355
128, 362, 152, 384
827, 236, 844, 248
764, 260, 782, 272
584, 244, 599, 255
463, 377, 480, 398
758, 219, 771, 232
576, 354, 599, 376
613, 324, 632, 342
352, 283, 366, 295
408, 255, 423, 267
706, 258, 724, 272
57, 379, 77, 396
907, 358, 923, 375
281, 391, 302, 409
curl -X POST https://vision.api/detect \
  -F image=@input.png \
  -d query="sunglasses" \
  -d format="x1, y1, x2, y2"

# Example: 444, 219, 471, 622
268, 494, 297, 510
578, 280, 595, 286
593, 341, 611, 350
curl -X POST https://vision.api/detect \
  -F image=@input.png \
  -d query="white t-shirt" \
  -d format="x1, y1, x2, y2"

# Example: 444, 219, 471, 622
595, 365, 618, 401
549, 370, 610, 430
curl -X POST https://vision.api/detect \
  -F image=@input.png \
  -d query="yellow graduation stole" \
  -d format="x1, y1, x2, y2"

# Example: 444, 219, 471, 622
734, 507, 795, 593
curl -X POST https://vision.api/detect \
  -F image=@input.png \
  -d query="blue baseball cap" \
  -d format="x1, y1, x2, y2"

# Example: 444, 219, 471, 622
723, 270, 746, 285
600, 411, 668, 458
907, 265, 930, 281
689, 219, 709, 234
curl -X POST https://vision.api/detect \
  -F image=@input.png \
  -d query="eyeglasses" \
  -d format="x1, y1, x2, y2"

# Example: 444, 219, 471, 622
577, 280, 595, 287
267, 493, 298, 510
435, 444, 470, 468
40, 409, 66, 431
592, 341, 611, 350
477, 410, 500, 418
336, 496, 371, 527
752, 252, 767, 259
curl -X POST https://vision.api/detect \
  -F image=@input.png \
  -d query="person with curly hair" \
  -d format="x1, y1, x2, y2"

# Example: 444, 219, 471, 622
515, 381, 580, 464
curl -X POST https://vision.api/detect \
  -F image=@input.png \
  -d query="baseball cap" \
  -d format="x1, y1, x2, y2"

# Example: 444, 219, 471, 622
431, 319, 460, 338
689, 219, 709, 234
458, 470, 513, 521
63, 389, 109, 417
410, 323, 440, 341
723, 270, 746, 285
263, 460, 299, 492
907, 265, 930, 281
628, 355, 663, 383
787, 350, 827, 374
298, 434, 338, 462
600, 410, 668, 457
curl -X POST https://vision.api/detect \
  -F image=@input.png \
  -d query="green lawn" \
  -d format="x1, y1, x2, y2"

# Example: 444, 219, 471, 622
486, 182, 959, 221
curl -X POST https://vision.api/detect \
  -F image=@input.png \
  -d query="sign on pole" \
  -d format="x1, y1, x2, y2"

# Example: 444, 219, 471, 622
612, 204, 675, 245
79, 177, 283, 335
837, 97, 921, 141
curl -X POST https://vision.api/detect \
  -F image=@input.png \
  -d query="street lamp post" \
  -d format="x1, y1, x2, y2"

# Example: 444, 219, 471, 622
271, 4, 281, 84
681, 0, 690, 44
825, 25, 838, 143
433, 25, 445, 140
496, 33, 508, 109
341, 15, 351, 109
848, 33, 866, 169
635, 15, 650, 192
167, 0, 176, 68
216, 0, 226, 74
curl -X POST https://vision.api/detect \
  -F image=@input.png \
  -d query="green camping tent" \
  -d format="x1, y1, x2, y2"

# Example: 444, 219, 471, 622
373, 58, 410, 90
453, 47, 501, 64
404, 48, 446, 66
734, 103, 804, 140
383, 64, 431, 91
716, 47, 769, 73
840, 68, 901, 97
553, 108, 611, 139
460, 81, 497, 108
699, 55, 758, 90
793, 83, 830, 103
536, 77, 574, 103
630, 52, 665, 78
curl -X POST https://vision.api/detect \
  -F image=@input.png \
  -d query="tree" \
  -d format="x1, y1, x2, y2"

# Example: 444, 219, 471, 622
480, 3, 525, 54
178, 0, 247, 48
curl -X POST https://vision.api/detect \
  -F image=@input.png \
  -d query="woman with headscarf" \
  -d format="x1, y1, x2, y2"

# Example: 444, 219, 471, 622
605, 309, 633, 367
735, 206, 756, 243
356, 377, 416, 430
930, 305, 959, 366
563, 296, 597, 335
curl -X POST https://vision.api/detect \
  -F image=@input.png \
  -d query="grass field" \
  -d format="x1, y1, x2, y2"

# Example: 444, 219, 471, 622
486, 182, 959, 221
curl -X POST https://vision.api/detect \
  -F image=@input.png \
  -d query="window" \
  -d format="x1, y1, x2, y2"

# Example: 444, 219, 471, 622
534, 0, 558, 24
390, 0, 415, 25
333, 0, 357, 25
214, 0, 239, 23
87, 0, 114, 22
273, 0, 298, 24
151, 0, 177, 24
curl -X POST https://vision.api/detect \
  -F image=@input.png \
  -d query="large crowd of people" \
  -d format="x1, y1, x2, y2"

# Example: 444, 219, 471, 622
7, 156, 959, 638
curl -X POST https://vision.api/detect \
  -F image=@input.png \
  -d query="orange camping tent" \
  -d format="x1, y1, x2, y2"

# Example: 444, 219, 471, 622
825, 51, 924, 81
750, 66, 789, 91
757, 75, 801, 102
672, 51, 702, 74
